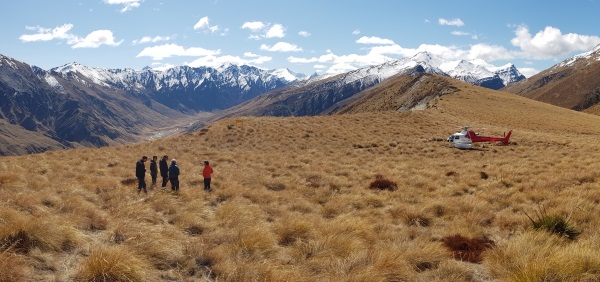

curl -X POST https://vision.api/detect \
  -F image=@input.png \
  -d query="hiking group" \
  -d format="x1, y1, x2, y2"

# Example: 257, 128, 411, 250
135, 155, 213, 193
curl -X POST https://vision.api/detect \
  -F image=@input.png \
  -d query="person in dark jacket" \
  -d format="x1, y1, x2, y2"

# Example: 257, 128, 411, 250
168, 159, 180, 191
159, 155, 169, 188
136, 156, 148, 193
150, 156, 158, 185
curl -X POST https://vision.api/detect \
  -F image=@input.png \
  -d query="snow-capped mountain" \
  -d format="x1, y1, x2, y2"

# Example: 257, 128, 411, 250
503, 43, 600, 111
308, 52, 523, 91
0, 50, 525, 155
211, 51, 525, 119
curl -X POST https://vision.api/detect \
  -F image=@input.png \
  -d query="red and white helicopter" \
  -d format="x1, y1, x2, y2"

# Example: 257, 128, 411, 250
447, 126, 512, 149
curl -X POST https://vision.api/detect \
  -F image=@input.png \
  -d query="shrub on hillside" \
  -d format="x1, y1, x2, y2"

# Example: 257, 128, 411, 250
369, 178, 397, 191
441, 234, 495, 263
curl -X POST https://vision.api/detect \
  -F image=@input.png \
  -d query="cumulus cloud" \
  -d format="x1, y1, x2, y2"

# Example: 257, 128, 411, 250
439, 18, 464, 27
466, 43, 514, 61
242, 22, 285, 39
136, 43, 221, 60
266, 24, 285, 38
511, 25, 600, 59
132, 35, 173, 45
72, 30, 123, 48
20, 24, 122, 48
194, 16, 220, 33
517, 67, 539, 78
103, 0, 142, 13
241, 21, 265, 32
352, 30, 361, 35
186, 54, 272, 68
260, 42, 302, 52
194, 17, 210, 30
356, 36, 395, 45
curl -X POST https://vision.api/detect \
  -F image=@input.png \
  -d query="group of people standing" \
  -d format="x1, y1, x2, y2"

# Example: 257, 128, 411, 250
135, 155, 213, 193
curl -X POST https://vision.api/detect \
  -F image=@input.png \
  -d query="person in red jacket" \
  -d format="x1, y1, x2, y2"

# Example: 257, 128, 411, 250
202, 160, 214, 191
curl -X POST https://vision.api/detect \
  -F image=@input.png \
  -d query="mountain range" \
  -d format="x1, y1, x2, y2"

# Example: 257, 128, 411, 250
502, 44, 600, 112
13, 44, 600, 156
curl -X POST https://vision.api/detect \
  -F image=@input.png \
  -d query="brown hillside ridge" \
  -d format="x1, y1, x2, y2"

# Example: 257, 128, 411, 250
502, 44, 600, 112
2, 86, 600, 280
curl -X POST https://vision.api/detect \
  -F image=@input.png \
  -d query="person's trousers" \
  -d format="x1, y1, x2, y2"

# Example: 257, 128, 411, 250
171, 177, 179, 191
161, 175, 169, 187
137, 177, 147, 193
204, 178, 211, 190
151, 173, 157, 184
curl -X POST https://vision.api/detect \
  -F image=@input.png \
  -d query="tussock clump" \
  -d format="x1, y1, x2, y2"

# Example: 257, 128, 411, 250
525, 207, 580, 240
441, 234, 495, 263
369, 178, 398, 191
0, 251, 30, 282
274, 217, 314, 246
76, 246, 153, 281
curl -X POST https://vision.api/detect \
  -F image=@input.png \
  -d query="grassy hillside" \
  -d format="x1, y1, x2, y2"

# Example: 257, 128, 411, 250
2, 84, 600, 281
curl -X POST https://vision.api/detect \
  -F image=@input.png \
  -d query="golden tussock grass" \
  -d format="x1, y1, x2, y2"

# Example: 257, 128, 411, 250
3, 85, 600, 280
75, 245, 154, 281
0, 251, 30, 282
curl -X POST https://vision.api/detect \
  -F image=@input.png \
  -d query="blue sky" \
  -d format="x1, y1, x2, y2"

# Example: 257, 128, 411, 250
3, 0, 600, 77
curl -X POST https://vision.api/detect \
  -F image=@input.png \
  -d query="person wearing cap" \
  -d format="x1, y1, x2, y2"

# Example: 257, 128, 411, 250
168, 159, 180, 191
202, 160, 214, 191
136, 156, 148, 193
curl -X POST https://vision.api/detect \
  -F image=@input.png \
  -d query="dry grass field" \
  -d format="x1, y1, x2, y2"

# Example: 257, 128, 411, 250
2, 84, 600, 281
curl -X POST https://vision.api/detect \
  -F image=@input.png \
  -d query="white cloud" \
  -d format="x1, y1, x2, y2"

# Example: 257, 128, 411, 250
511, 25, 600, 59
439, 18, 464, 27
132, 35, 173, 45
136, 43, 221, 60
242, 21, 286, 39
20, 24, 122, 48
356, 36, 395, 45
19, 24, 77, 43
260, 42, 302, 52
103, 0, 142, 13
517, 67, 539, 78
241, 21, 265, 32
244, 52, 260, 57
72, 30, 123, 48
186, 54, 272, 68
266, 24, 285, 38
467, 43, 514, 61
194, 16, 210, 30
194, 16, 221, 34
352, 30, 361, 35
299, 31, 311, 37
451, 31, 470, 36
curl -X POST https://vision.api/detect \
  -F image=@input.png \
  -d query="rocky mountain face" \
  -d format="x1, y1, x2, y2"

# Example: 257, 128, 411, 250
502, 44, 600, 111
0, 55, 302, 155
